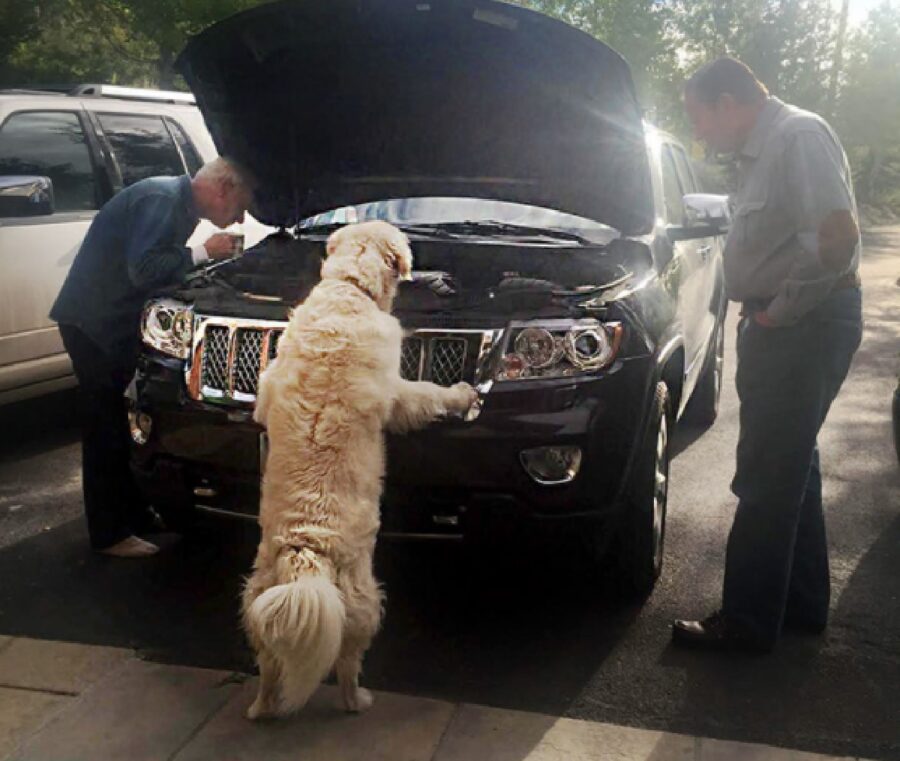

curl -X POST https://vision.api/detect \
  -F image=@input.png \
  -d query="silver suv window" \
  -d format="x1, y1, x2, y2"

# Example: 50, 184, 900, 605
0, 110, 98, 211
97, 113, 185, 187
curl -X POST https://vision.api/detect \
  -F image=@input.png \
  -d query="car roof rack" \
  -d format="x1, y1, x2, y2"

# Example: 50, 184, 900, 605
69, 84, 196, 105
0, 87, 69, 97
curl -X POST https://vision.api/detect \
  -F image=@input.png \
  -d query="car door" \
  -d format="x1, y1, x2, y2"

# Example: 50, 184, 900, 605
670, 143, 719, 368
659, 141, 707, 395
0, 107, 107, 399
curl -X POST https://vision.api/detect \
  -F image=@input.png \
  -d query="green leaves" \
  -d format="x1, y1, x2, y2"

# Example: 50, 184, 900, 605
2, 0, 897, 216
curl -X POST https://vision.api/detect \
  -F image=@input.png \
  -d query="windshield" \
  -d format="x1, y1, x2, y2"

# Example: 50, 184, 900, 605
298, 198, 620, 245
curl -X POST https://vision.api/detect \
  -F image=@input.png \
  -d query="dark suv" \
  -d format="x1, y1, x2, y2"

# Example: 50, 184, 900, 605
128, 0, 729, 595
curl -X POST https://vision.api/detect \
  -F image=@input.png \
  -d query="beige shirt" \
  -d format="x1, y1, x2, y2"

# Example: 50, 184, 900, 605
725, 97, 859, 324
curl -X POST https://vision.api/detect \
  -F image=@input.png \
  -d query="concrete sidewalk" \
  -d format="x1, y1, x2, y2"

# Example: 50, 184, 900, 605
0, 637, 870, 761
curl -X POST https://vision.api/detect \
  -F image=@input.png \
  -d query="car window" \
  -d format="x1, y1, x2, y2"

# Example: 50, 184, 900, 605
0, 110, 98, 211
165, 118, 202, 175
97, 113, 185, 187
670, 145, 698, 195
660, 145, 685, 224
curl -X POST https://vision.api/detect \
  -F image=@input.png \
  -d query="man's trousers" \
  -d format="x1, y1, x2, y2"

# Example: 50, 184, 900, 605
723, 286, 863, 648
58, 325, 148, 550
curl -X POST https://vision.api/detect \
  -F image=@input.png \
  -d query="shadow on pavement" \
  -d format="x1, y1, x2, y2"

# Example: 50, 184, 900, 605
0, 388, 80, 463
656, 498, 900, 761
0, 515, 642, 718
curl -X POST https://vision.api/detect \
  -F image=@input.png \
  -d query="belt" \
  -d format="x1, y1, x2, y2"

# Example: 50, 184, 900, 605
741, 270, 860, 315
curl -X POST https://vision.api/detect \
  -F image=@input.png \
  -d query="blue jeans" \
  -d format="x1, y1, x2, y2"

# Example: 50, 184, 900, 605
723, 287, 862, 648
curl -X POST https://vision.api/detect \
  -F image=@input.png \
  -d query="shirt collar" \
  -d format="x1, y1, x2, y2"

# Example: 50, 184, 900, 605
179, 174, 199, 223
739, 97, 785, 160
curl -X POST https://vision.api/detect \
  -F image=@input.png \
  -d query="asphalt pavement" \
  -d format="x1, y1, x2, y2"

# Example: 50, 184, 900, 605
0, 227, 897, 760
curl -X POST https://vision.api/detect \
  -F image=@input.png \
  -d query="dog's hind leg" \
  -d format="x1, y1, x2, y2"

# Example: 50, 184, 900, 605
336, 566, 383, 713
246, 648, 282, 720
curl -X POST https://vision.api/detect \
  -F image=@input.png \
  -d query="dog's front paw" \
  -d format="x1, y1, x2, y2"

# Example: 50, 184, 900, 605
342, 686, 374, 713
448, 382, 478, 414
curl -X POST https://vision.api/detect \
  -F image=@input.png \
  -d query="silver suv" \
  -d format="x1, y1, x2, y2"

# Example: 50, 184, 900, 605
0, 85, 226, 405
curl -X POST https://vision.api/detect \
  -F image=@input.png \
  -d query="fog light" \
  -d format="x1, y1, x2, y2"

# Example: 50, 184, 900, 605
520, 445, 582, 484
128, 409, 152, 445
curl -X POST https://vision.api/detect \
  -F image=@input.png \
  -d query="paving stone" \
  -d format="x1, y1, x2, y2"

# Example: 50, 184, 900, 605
174, 682, 455, 761
0, 637, 130, 694
699, 738, 855, 761
434, 703, 696, 761
7, 659, 241, 761
0, 686, 71, 759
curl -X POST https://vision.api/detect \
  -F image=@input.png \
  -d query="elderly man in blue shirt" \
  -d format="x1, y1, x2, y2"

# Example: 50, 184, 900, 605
51, 157, 255, 557
672, 58, 862, 652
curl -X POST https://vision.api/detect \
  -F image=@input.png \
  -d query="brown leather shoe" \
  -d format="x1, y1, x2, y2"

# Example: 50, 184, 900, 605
672, 610, 771, 653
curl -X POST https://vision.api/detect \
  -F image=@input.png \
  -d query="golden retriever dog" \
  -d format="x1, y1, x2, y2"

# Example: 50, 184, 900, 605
242, 220, 476, 720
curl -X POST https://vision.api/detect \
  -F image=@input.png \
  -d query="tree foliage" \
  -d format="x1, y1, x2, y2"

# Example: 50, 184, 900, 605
1, 0, 898, 215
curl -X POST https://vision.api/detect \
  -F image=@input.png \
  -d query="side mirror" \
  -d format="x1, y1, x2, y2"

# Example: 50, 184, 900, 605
669, 193, 730, 241
0, 176, 55, 217
684, 193, 730, 228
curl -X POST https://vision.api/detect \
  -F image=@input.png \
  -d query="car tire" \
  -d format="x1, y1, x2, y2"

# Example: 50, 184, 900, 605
615, 381, 670, 598
684, 313, 725, 428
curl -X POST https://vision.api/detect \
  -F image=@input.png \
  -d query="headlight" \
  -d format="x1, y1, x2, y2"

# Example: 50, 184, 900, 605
141, 298, 194, 359
496, 319, 621, 381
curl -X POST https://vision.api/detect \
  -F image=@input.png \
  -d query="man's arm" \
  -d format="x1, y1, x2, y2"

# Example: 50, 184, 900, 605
124, 193, 193, 290
762, 128, 859, 326
817, 208, 859, 273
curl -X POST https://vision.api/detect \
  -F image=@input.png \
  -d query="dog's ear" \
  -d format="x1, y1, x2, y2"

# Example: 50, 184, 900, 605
381, 234, 413, 281
325, 226, 350, 257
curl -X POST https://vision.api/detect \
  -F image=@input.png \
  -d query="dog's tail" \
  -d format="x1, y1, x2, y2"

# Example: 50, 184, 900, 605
246, 572, 345, 713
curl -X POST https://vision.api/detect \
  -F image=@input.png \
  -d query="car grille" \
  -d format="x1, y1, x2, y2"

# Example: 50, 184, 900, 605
190, 320, 285, 403
400, 335, 469, 386
189, 319, 487, 405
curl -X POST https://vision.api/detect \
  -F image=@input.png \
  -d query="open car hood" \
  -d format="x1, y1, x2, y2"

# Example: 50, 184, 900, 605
176, 0, 654, 234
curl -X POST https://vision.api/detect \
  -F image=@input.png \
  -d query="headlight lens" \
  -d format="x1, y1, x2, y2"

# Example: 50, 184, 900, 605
141, 299, 194, 359
496, 319, 621, 381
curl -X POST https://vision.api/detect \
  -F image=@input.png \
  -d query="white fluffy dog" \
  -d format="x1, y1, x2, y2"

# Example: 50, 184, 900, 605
242, 220, 476, 719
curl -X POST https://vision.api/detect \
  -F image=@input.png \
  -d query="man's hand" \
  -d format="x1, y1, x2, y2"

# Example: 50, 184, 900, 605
204, 232, 239, 261
753, 311, 777, 328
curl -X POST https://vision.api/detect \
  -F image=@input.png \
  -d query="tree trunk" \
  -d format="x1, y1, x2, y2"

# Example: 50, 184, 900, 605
865, 147, 883, 205
157, 47, 174, 90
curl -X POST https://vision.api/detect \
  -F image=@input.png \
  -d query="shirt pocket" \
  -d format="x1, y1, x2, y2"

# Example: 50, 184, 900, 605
731, 196, 769, 253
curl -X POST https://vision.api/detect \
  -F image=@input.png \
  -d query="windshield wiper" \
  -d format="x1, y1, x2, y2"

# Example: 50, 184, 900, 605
425, 220, 598, 245
298, 221, 459, 240
297, 220, 598, 245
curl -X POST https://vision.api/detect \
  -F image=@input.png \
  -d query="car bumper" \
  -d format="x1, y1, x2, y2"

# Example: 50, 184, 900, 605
129, 351, 653, 539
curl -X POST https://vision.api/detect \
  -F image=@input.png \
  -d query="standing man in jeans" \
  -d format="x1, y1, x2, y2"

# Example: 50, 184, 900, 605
672, 58, 863, 651
51, 157, 255, 558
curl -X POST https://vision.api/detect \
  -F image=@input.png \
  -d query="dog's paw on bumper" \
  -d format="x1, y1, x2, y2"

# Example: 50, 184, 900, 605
448, 382, 479, 414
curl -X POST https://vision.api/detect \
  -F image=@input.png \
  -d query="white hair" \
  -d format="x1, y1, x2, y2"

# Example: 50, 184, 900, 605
195, 156, 255, 191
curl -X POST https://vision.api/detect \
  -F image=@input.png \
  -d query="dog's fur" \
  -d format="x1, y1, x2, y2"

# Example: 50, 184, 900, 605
242, 221, 476, 719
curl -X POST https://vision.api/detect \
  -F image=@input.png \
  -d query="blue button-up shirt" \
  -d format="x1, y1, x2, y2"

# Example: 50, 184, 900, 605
51, 174, 199, 354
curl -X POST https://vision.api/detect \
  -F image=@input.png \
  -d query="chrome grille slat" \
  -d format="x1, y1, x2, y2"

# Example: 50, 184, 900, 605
200, 326, 229, 390
233, 329, 264, 394
400, 337, 424, 381
268, 329, 283, 362
430, 338, 467, 386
